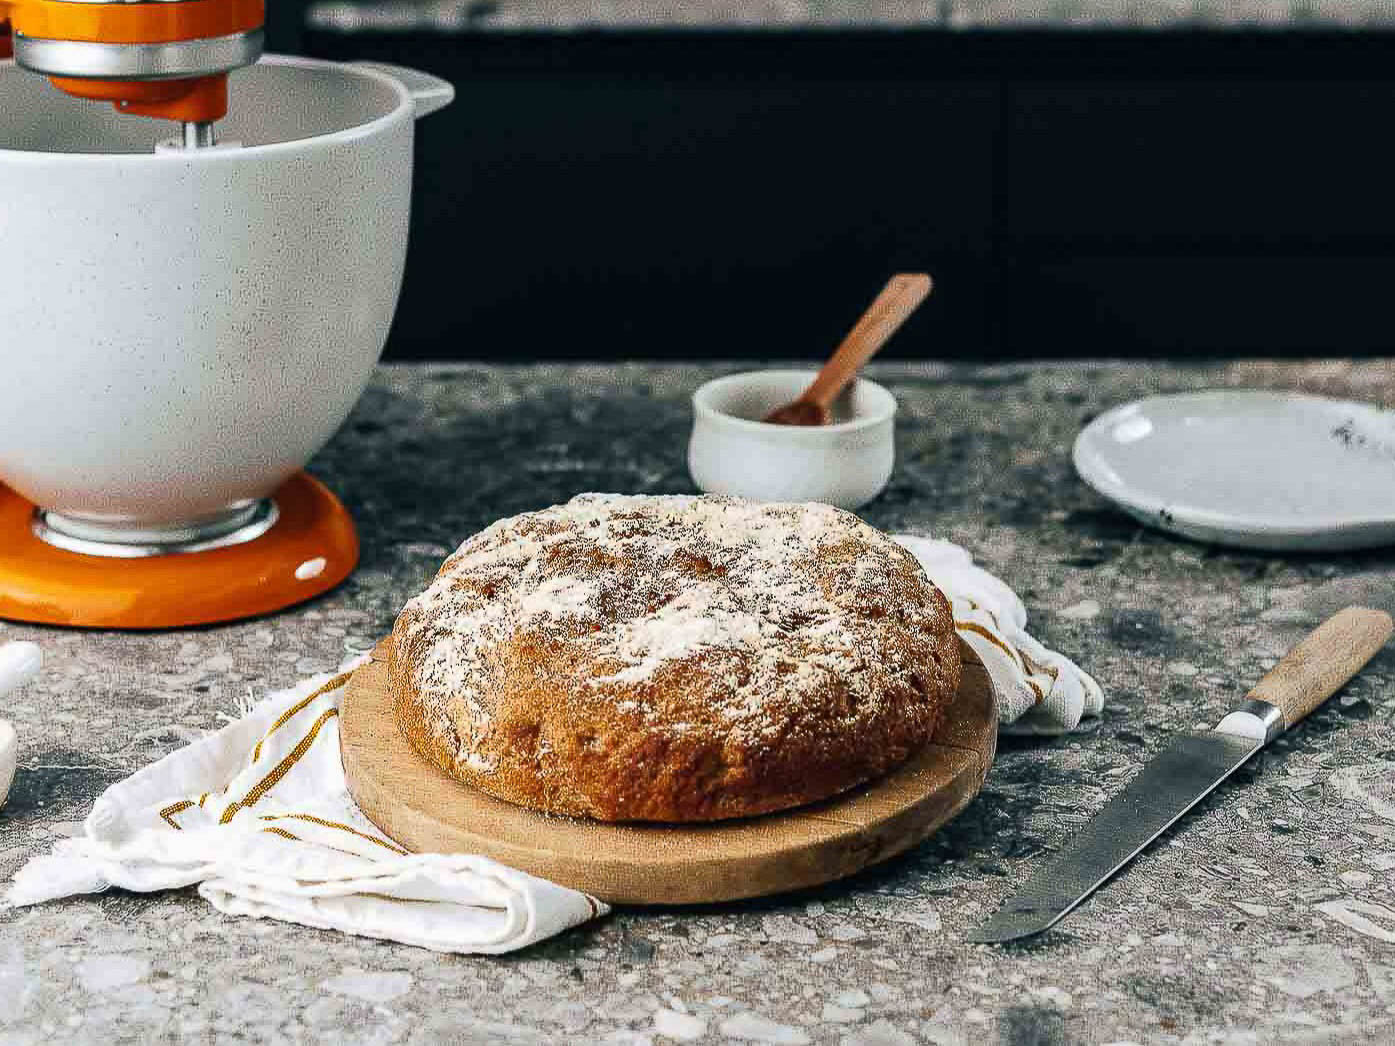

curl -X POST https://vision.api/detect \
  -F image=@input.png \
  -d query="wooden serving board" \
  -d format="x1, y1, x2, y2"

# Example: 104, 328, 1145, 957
341, 638, 997, 905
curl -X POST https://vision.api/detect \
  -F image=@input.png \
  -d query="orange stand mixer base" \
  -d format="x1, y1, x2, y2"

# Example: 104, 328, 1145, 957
0, 473, 358, 629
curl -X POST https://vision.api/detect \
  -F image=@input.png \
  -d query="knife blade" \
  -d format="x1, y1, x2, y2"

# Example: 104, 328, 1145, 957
969, 605, 1393, 944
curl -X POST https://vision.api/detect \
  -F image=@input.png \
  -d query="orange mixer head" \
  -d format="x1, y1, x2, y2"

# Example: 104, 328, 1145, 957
0, 0, 263, 128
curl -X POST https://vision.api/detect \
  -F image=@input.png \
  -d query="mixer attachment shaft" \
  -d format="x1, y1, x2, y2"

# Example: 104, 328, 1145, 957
182, 120, 217, 149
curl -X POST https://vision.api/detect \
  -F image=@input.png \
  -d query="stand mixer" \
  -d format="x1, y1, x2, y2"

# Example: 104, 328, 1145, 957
0, 3, 450, 628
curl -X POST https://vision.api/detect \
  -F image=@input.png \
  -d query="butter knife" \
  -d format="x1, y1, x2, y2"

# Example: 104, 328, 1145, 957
969, 605, 1393, 944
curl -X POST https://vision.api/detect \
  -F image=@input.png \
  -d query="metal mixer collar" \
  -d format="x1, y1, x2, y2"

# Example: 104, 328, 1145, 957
1, 0, 265, 145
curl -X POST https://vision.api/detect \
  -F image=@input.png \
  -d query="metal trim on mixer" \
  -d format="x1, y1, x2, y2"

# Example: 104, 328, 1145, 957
33, 498, 280, 558
13, 28, 263, 81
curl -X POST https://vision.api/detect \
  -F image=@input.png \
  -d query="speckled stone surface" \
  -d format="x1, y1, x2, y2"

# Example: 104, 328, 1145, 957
4, 359, 1395, 1045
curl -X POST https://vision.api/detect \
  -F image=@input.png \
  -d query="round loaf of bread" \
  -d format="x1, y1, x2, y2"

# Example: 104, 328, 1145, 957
389, 494, 960, 823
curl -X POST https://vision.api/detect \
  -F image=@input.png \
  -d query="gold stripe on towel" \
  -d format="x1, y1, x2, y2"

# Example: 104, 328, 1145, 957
957, 621, 1025, 670
221, 708, 339, 824
1018, 651, 1059, 705
251, 672, 353, 763
259, 831, 362, 864
957, 621, 1045, 703
160, 799, 195, 830
260, 813, 408, 856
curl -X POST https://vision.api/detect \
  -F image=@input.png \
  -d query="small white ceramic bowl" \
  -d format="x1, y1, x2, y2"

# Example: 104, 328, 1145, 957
688, 370, 897, 509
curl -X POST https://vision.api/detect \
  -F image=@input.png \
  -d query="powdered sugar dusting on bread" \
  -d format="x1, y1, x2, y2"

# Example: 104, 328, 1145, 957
393, 493, 955, 802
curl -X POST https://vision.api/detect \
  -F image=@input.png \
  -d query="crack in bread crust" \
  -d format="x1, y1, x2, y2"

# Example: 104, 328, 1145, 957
390, 494, 960, 823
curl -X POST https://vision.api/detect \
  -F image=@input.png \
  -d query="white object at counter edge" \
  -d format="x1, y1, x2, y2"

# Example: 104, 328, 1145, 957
0, 641, 43, 812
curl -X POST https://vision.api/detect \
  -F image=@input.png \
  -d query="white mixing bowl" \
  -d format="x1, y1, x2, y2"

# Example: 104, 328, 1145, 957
0, 55, 452, 549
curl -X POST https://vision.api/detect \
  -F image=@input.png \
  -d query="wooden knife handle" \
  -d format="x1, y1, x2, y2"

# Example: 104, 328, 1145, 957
1246, 606, 1393, 729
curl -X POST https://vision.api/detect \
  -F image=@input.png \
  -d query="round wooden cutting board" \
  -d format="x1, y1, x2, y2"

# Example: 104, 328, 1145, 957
341, 638, 997, 905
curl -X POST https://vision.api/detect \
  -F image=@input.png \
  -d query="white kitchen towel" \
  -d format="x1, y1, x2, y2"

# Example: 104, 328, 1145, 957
895, 535, 1105, 735
7, 664, 606, 953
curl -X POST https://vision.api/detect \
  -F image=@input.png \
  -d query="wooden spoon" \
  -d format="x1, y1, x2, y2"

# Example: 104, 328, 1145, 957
764, 273, 933, 426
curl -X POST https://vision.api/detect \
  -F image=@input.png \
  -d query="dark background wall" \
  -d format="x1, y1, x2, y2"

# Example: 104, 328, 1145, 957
274, 13, 1395, 361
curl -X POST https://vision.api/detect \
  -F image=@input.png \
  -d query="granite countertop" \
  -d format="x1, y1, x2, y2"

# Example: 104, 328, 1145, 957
304, 0, 1395, 34
4, 358, 1395, 1045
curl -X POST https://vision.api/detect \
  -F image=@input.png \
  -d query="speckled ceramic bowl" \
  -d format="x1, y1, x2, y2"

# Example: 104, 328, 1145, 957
688, 370, 897, 509
0, 56, 451, 541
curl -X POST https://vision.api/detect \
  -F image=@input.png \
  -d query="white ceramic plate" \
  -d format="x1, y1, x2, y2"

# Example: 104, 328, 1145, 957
1073, 390, 1395, 551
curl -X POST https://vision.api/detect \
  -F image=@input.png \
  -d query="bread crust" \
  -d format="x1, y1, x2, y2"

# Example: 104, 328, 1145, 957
390, 494, 960, 823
